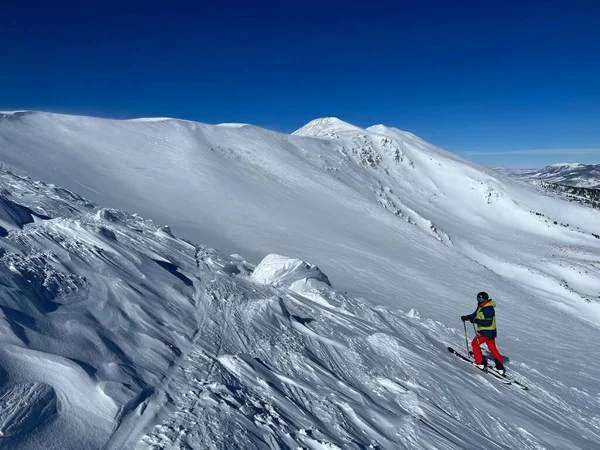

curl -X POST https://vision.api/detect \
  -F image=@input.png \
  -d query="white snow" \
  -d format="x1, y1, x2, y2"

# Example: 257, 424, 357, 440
215, 122, 250, 128
128, 117, 176, 123
549, 162, 585, 169
251, 253, 331, 289
293, 116, 365, 137
0, 112, 599, 448
510, 163, 600, 188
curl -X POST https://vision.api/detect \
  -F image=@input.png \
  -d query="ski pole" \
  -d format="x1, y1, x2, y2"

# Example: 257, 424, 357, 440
463, 321, 470, 358
472, 322, 482, 356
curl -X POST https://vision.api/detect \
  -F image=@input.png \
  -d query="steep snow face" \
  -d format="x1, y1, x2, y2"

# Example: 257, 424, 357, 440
292, 117, 365, 137
510, 163, 600, 188
1, 169, 600, 449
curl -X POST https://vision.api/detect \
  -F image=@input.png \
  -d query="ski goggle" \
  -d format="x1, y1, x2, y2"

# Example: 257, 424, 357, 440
477, 295, 487, 301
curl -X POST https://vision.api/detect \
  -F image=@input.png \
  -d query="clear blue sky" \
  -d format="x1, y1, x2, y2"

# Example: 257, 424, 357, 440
1, 0, 599, 167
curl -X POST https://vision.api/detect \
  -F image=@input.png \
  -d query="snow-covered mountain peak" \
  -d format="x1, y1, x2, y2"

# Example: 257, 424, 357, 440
292, 117, 364, 138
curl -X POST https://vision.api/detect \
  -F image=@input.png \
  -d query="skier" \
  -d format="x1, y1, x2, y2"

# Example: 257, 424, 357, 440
461, 291, 505, 375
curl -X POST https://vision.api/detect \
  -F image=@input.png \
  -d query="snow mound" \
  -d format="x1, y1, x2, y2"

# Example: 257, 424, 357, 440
293, 117, 364, 138
251, 254, 331, 292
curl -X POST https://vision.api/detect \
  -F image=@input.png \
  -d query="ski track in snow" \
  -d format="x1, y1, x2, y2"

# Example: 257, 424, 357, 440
0, 113, 599, 448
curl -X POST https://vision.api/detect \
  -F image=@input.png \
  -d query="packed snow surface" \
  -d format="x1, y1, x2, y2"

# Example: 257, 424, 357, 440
0, 112, 599, 449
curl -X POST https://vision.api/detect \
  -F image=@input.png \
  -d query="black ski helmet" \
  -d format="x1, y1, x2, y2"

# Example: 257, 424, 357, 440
477, 291, 489, 302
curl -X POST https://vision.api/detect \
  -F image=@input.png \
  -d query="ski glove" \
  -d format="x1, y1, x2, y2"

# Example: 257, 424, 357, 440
460, 315, 467, 322
468, 317, 476, 323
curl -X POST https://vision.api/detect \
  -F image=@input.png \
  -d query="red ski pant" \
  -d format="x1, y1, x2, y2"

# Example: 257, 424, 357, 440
472, 334, 503, 365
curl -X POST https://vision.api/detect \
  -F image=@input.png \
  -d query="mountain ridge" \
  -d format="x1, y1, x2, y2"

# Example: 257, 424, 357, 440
508, 162, 600, 188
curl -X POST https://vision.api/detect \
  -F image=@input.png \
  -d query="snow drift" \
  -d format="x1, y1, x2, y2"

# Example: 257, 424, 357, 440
252, 253, 331, 289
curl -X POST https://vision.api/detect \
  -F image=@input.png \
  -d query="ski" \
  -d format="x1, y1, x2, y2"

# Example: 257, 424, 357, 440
448, 347, 529, 390
447, 347, 511, 385
466, 350, 529, 390
486, 366, 529, 390
447, 346, 472, 363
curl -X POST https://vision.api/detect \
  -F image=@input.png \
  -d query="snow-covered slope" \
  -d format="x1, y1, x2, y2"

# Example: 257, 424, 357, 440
0, 167, 599, 449
1, 111, 600, 448
509, 163, 600, 188
2, 111, 598, 316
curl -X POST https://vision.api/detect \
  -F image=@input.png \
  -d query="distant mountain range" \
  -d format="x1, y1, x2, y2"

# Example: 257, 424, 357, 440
505, 163, 600, 188
497, 163, 600, 210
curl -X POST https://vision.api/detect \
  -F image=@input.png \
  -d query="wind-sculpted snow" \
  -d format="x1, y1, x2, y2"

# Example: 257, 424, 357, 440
137, 254, 600, 450
0, 114, 600, 448
0, 383, 57, 439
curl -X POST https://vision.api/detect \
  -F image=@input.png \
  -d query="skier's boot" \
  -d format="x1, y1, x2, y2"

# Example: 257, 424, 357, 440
473, 361, 486, 370
494, 359, 506, 376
